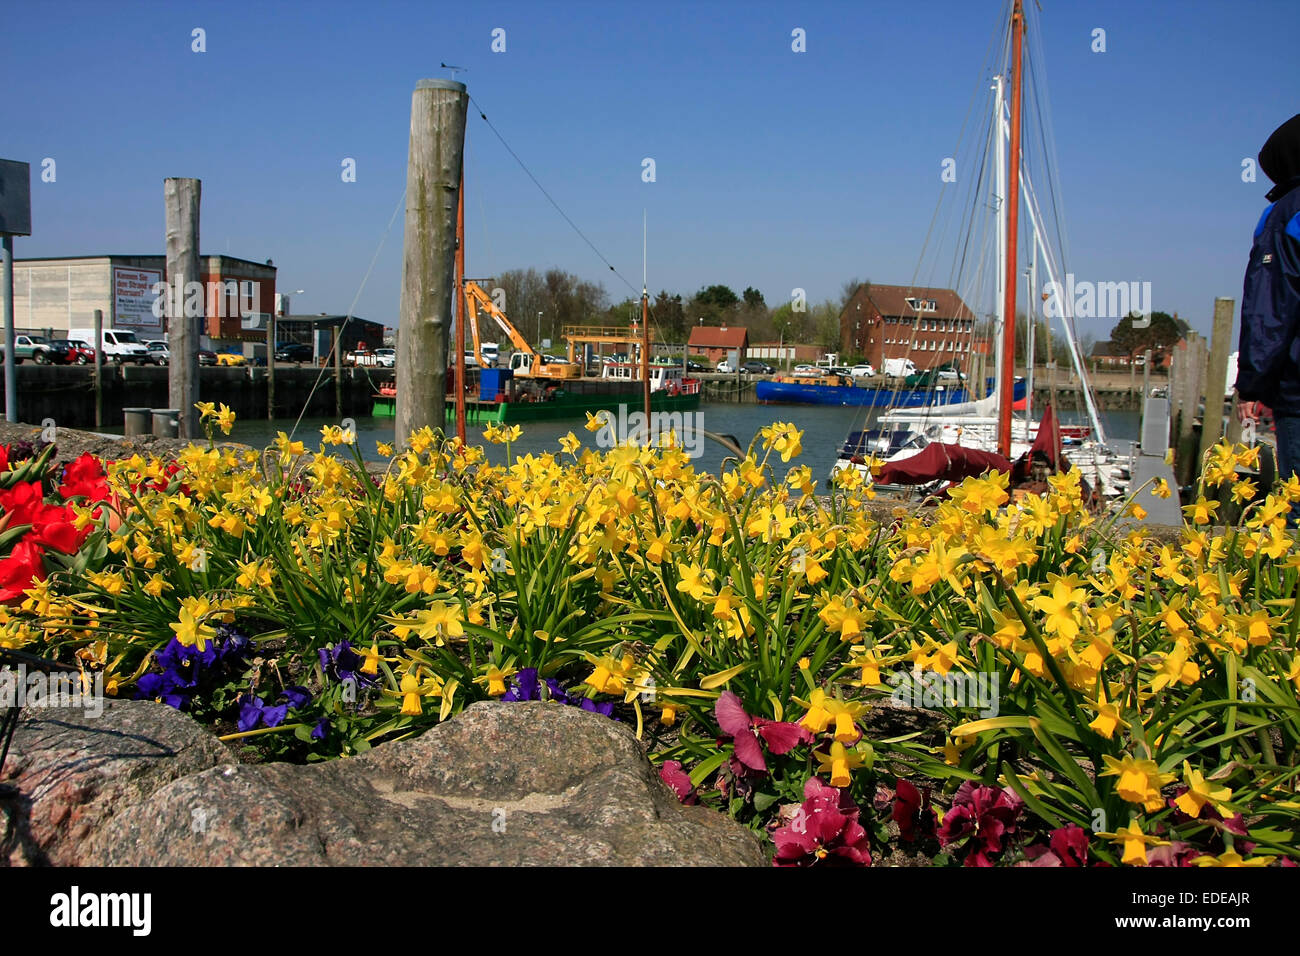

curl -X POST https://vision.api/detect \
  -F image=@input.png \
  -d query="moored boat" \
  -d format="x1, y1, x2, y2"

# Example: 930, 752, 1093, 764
373, 361, 702, 423
756, 374, 1025, 408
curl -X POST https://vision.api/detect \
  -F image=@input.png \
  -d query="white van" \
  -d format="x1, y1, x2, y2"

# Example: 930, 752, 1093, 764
69, 327, 151, 365
882, 357, 918, 379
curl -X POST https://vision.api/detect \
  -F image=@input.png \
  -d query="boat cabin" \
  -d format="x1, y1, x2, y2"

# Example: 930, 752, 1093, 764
601, 362, 700, 394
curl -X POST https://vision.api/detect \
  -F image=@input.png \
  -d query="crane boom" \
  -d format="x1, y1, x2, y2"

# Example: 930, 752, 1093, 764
462, 280, 581, 379
464, 281, 536, 358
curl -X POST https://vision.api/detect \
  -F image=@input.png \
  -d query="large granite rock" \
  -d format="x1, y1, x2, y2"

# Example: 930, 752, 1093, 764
5, 700, 764, 866
1, 699, 231, 866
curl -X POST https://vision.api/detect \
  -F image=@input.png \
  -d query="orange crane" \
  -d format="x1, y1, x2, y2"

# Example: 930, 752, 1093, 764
463, 280, 581, 380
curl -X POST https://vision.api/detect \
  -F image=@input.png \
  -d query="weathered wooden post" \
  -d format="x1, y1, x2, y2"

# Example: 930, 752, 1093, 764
93, 309, 104, 428
1198, 297, 1235, 465
165, 177, 201, 438
1172, 332, 1208, 486
395, 78, 468, 446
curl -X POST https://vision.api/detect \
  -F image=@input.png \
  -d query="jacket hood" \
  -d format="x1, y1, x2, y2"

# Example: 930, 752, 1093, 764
1260, 113, 1300, 202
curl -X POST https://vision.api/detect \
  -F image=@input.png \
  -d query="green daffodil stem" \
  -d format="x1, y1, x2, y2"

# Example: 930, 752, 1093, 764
218, 722, 308, 742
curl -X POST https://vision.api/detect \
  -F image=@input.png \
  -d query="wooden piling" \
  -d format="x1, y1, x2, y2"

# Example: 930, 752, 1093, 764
395, 78, 468, 447
1172, 332, 1208, 486
1198, 297, 1235, 466
165, 178, 201, 438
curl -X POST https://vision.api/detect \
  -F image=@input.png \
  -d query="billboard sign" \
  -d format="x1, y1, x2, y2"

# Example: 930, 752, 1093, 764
113, 267, 164, 331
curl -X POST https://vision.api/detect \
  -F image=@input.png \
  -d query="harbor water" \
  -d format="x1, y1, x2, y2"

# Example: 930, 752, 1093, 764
222, 402, 1142, 484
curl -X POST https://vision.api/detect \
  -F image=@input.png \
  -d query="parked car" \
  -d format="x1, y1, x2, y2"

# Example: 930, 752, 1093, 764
216, 351, 247, 367
275, 342, 313, 363
850, 364, 875, 378
43, 339, 82, 364
934, 363, 965, 381
716, 360, 735, 373
64, 340, 98, 365
741, 360, 775, 375
67, 327, 150, 365
0, 334, 60, 364
828, 366, 854, 377
374, 348, 396, 368
686, 361, 710, 373
145, 341, 170, 366
197, 349, 217, 367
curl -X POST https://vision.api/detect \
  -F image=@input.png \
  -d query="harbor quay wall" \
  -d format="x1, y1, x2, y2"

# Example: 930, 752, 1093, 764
0, 365, 394, 428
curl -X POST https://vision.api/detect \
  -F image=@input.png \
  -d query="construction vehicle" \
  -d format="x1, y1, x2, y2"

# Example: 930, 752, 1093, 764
463, 280, 581, 380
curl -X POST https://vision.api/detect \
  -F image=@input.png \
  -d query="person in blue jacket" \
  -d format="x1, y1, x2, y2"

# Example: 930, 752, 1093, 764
1236, 113, 1300, 501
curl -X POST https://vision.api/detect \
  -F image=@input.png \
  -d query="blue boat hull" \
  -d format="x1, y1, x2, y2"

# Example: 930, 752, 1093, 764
755, 379, 1025, 408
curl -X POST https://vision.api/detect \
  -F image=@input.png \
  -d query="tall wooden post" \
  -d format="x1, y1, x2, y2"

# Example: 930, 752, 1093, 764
93, 309, 104, 428
1198, 297, 1236, 466
165, 178, 201, 438
455, 164, 466, 443
396, 78, 468, 446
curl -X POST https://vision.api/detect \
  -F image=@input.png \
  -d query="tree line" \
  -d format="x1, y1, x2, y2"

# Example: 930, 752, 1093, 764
488, 269, 855, 352
486, 268, 1187, 367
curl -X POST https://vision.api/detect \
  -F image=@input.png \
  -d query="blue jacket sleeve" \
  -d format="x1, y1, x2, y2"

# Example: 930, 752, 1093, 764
1237, 209, 1300, 403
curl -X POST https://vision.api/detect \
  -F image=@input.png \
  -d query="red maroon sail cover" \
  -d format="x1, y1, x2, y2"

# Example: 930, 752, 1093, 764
874, 443, 1011, 486
1030, 403, 1062, 469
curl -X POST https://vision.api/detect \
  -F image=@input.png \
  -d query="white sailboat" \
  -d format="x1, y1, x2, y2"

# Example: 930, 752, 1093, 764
832, 0, 1130, 498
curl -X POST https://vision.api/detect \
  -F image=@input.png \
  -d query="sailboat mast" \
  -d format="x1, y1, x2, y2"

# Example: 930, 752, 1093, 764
455, 163, 467, 443
641, 212, 651, 421
993, 75, 1006, 404
999, 0, 1025, 458
1026, 227, 1036, 424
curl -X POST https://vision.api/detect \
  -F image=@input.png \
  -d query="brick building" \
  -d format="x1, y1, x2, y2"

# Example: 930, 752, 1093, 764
839, 284, 978, 371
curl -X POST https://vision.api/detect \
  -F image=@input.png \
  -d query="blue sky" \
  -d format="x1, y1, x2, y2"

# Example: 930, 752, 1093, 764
3, 0, 1297, 340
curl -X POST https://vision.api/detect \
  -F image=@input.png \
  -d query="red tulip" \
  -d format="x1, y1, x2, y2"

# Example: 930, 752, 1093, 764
0, 539, 47, 603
